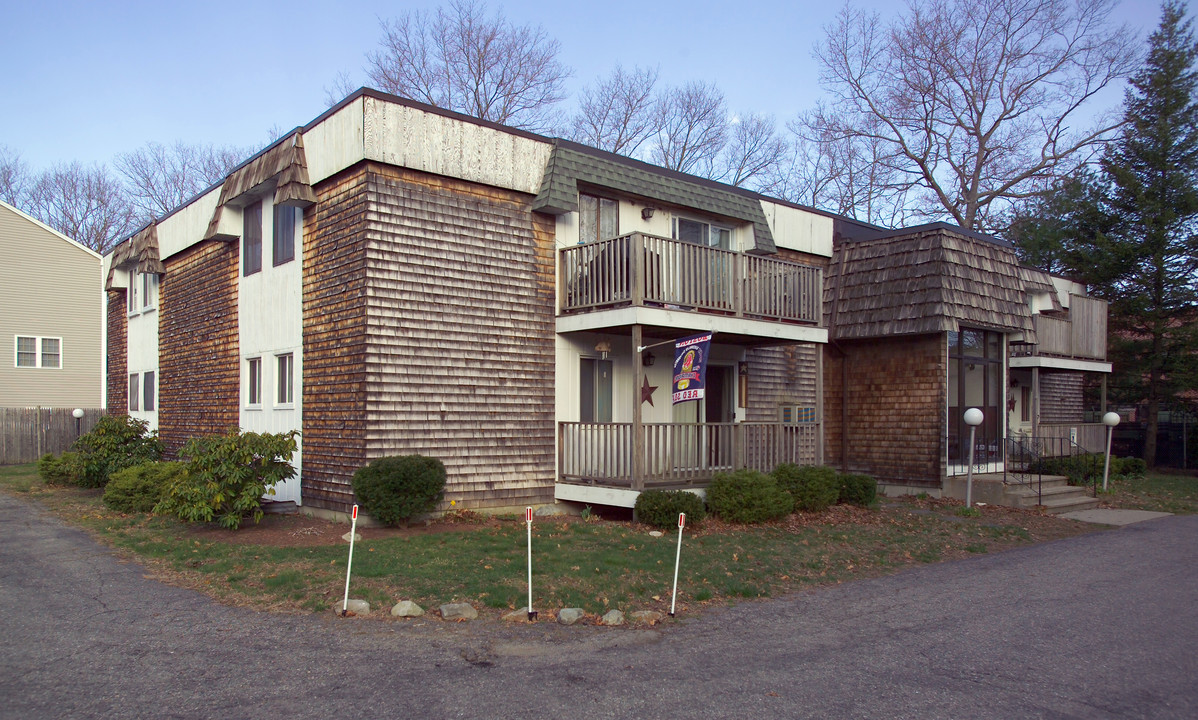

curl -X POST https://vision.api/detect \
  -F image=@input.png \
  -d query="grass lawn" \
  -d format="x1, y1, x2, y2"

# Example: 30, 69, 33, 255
0, 462, 1157, 623
1101, 470, 1198, 515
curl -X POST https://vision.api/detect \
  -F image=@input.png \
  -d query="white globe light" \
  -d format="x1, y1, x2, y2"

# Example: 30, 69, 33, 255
72, 408, 84, 419
1103, 411, 1121, 427
963, 408, 984, 426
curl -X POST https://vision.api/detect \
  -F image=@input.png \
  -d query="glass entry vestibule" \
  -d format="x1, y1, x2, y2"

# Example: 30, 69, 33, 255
947, 328, 1004, 473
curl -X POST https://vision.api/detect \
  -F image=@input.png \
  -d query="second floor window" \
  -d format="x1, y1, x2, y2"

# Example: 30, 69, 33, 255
128, 272, 158, 313
674, 217, 732, 250
15, 336, 60, 368
273, 205, 299, 266
243, 202, 263, 276
579, 194, 618, 244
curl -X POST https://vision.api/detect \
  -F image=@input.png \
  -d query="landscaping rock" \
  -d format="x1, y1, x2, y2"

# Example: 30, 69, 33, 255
534, 504, 569, 517
629, 610, 663, 625
340, 599, 370, 616
439, 602, 478, 621
390, 600, 424, 617
341, 531, 362, 543
557, 608, 585, 625
502, 608, 533, 622
599, 609, 625, 626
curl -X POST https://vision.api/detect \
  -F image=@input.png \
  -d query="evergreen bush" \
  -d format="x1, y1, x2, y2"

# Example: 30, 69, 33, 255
837, 473, 878, 507
38, 452, 86, 486
706, 469, 793, 524
103, 461, 186, 513
352, 455, 447, 526
772, 463, 839, 512
71, 415, 163, 488
155, 429, 298, 530
634, 489, 706, 529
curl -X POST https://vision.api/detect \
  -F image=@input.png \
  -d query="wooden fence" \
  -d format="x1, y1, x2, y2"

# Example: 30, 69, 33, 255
1, 407, 107, 465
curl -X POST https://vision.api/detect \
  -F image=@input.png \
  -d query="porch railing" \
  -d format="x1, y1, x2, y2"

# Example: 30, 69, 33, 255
559, 421, 820, 490
1011, 296, 1108, 361
1003, 435, 1094, 503
560, 233, 822, 324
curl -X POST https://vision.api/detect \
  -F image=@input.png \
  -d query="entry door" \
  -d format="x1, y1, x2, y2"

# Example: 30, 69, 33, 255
705, 366, 734, 468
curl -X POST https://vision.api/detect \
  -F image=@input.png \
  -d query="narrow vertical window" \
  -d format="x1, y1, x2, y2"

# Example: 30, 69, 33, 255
247, 357, 262, 405
243, 202, 263, 276
143, 371, 156, 411
276, 353, 294, 404
127, 273, 139, 312
128, 373, 140, 412
141, 273, 157, 310
273, 204, 298, 266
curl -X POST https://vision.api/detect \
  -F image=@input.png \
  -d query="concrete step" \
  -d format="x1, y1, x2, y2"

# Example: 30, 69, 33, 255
1038, 494, 1101, 514
1005, 483, 1090, 506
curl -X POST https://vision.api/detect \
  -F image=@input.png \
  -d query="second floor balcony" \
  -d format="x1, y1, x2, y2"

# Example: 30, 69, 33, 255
1013, 295, 1108, 362
560, 233, 822, 325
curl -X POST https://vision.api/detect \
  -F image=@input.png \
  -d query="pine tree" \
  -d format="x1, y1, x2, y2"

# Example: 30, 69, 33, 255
1100, 0, 1198, 466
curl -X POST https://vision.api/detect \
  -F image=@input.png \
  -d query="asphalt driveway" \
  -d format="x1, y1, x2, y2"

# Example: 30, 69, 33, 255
1, 491, 1194, 719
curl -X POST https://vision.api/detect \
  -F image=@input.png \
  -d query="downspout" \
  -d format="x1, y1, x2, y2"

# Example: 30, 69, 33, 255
828, 243, 850, 471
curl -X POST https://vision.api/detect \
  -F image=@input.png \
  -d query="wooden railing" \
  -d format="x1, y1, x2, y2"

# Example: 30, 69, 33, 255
559, 421, 819, 490
560, 233, 822, 324
1015, 296, 1107, 361
1035, 423, 1106, 453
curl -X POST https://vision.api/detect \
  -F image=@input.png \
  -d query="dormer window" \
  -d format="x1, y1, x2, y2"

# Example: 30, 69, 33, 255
673, 217, 732, 250
127, 271, 158, 313
243, 201, 263, 276
579, 194, 618, 244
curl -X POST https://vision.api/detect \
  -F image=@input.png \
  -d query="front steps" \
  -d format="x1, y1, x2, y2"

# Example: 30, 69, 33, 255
942, 473, 1100, 514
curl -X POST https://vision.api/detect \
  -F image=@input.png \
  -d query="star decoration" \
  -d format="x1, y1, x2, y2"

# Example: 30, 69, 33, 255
641, 376, 658, 406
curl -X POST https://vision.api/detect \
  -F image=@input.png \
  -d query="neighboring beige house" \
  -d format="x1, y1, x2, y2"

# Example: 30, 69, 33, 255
0, 200, 104, 408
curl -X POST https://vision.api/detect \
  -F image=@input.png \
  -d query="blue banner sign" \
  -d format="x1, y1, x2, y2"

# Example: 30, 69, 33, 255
673, 333, 712, 404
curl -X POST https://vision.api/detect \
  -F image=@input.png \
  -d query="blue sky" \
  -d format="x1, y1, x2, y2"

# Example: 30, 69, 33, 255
0, 0, 1177, 171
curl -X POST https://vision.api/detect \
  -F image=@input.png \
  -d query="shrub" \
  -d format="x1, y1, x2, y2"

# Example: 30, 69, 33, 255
155, 429, 298, 530
1120, 457, 1147, 478
103, 461, 186, 513
838, 473, 878, 507
772, 463, 839, 512
706, 469, 793, 524
1033, 453, 1125, 486
71, 415, 163, 488
352, 455, 447, 526
634, 489, 706, 529
38, 452, 86, 486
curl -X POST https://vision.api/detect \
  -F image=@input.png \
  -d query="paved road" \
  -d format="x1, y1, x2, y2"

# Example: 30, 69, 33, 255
1, 492, 1195, 719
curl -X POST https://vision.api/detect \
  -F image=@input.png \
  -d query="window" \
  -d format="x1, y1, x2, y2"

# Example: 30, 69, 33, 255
127, 273, 139, 312
243, 201, 263, 276
673, 217, 732, 249
578, 194, 618, 244
15, 336, 61, 368
140, 272, 158, 310
143, 371, 156, 412
276, 353, 294, 405
247, 357, 262, 406
128, 373, 139, 411
273, 204, 299, 266
579, 358, 612, 422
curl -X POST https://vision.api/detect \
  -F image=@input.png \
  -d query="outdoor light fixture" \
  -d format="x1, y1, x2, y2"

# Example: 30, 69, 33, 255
641, 207, 656, 220
1102, 411, 1121, 492
72, 408, 84, 438
642, 352, 655, 367
594, 341, 611, 360
963, 408, 984, 507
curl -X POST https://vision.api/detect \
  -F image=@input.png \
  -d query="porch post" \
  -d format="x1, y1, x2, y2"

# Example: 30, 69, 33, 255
1101, 374, 1108, 414
633, 324, 645, 492
1032, 367, 1040, 438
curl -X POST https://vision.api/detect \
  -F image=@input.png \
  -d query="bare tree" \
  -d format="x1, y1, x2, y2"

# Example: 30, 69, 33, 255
651, 81, 728, 175
367, 0, 570, 132
0, 145, 27, 206
785, 108, 914, 226
116, 141, 247, 222
711, 113, 789, 190
26, 162, 137, 253
324, 70, 360, 106
570, 65, 660, 156
813, 0, 1137, 232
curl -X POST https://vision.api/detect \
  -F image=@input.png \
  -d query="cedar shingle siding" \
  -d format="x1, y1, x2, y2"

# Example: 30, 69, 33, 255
302, 166, 371, 512
158, 240, 240, 455
823, 335, 946, 485
1040, 372, 1085, 424
106, 291, 127, 415
301, 162, 557, 513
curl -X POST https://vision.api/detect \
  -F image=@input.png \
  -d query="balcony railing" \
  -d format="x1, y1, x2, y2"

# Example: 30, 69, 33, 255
559, 421, 820, 490
1012, 296, 1108, 361
560, 233, 822, 324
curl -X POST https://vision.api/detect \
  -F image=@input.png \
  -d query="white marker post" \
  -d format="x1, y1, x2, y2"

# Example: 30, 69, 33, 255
669, 512, 686, 617
526, 507, 537, 621
341, 504, 359, 616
